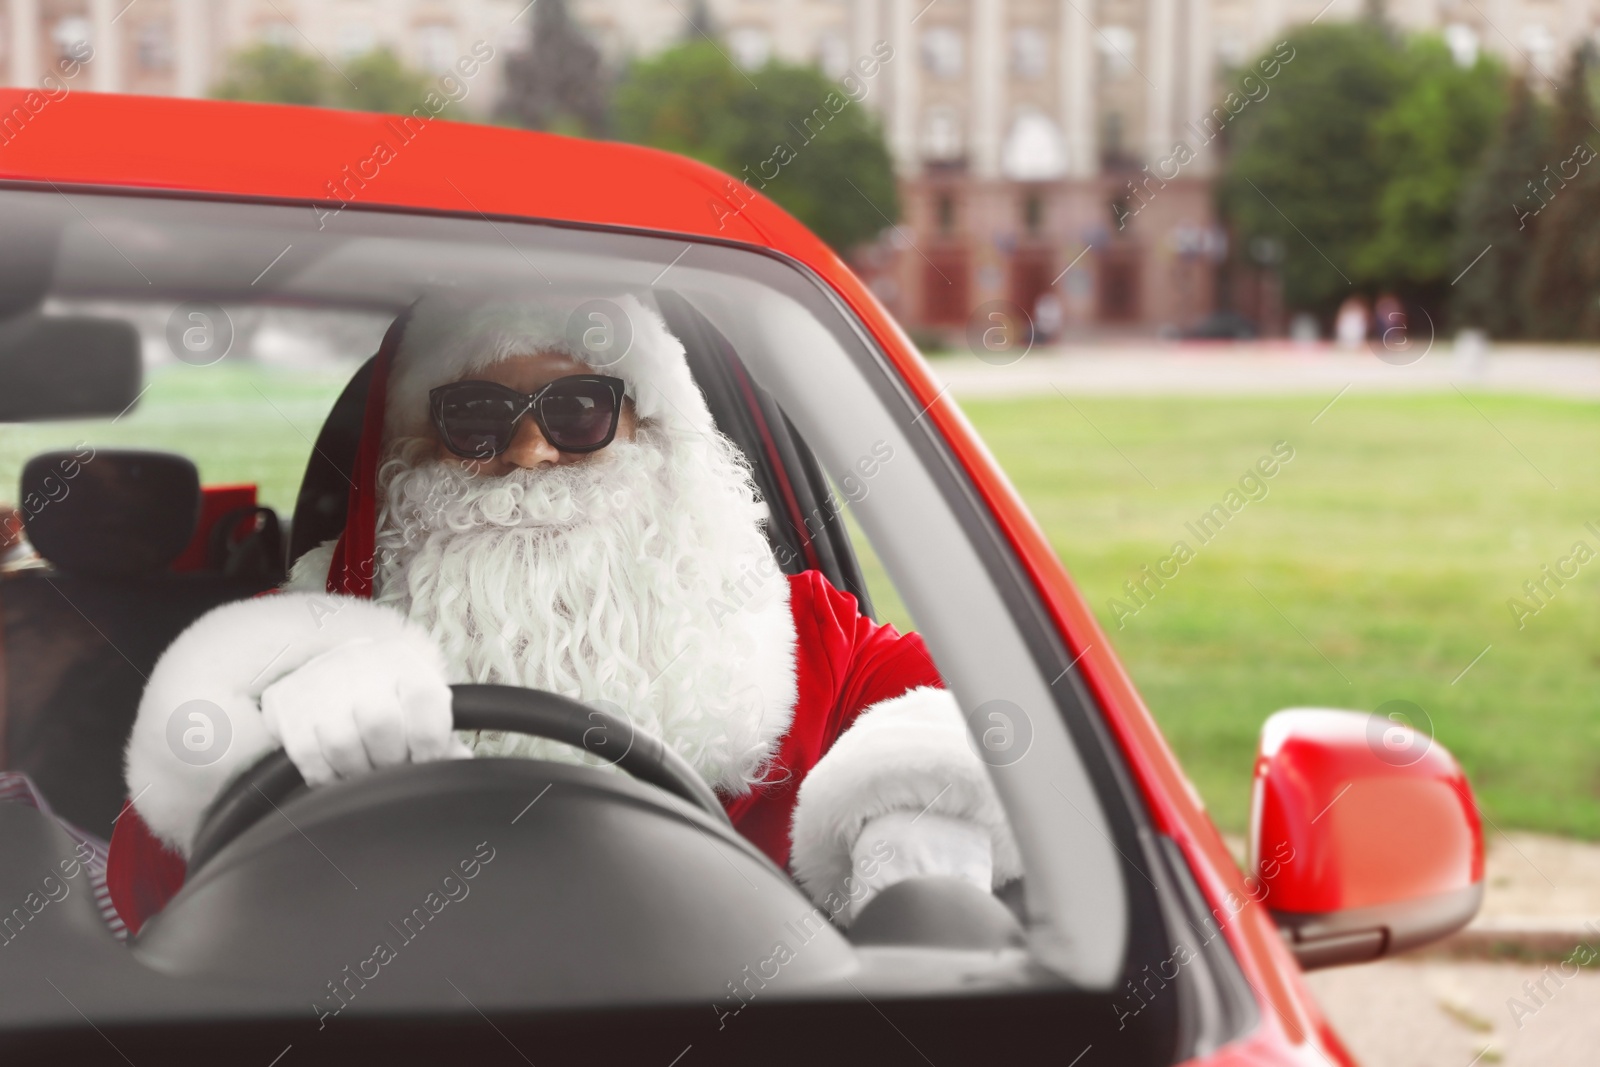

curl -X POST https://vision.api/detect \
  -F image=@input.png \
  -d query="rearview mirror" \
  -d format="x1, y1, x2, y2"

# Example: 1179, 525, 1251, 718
1251, 708, 1483, 970
0, 313, 143, 421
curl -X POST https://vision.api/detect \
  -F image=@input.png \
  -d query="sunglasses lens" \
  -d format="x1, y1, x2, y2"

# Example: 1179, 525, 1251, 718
537, 379, 619, 451
438, 388, 521, 459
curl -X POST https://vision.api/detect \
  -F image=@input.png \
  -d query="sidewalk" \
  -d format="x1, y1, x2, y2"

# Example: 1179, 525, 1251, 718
1307, 833, 1600, 1067
1436, 831, 1600, 960
1245, 832, 1600, 1066
932, 342, 1600, 400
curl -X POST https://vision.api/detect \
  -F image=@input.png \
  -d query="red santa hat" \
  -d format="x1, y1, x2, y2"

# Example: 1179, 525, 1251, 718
324, 292, 714, 598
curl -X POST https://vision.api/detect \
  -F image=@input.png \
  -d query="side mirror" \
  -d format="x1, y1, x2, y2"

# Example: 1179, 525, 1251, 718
0, 313, 143, 421
1251, 708, 1483, 970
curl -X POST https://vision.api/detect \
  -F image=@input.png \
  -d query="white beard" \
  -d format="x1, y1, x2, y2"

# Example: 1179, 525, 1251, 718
369, 428, 797, 794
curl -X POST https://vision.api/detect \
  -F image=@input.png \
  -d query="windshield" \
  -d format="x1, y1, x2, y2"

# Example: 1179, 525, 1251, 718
0, 187, 1179, 1047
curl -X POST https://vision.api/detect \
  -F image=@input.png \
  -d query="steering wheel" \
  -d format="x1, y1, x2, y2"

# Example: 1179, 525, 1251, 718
187, 684, 728, 872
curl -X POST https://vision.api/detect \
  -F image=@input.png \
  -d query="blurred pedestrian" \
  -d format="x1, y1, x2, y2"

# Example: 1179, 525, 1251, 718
1033, 290, 1063, 345
1374, 293, 1406, 346
1335, 294, 1369, 349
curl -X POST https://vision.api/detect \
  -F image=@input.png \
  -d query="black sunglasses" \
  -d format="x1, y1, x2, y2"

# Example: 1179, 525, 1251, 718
429, 375, 627, 460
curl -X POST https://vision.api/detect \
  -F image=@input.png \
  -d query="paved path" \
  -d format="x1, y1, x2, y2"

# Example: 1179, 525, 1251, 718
1219, 831, 1600, 1065
1309, 958, 1600, 1067
932, 342, 1600, 399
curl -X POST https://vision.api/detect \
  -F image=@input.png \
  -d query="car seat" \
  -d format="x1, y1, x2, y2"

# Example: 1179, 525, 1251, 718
0, 450, 279, 837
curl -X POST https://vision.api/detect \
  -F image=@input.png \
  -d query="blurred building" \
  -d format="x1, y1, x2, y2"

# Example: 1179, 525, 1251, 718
3, 0, 1596, 336
0, 1, 530, 106
834, 0, 1600, 338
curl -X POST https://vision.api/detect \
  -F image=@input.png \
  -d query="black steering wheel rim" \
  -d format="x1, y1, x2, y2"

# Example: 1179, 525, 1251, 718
187, 684, 728, 873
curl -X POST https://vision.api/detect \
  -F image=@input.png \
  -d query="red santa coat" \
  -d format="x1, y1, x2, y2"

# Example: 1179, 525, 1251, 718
106, 327, 947, 934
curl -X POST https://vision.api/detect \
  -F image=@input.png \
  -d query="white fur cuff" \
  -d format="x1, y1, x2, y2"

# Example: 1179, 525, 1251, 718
122, 591, 444, 857
788, 686, 1023, 910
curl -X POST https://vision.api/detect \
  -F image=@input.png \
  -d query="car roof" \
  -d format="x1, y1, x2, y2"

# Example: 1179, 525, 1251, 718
0, 90, 839, 270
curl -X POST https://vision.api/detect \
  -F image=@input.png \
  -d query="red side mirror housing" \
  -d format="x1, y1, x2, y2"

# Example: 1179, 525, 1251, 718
1251, 708, 1484, 969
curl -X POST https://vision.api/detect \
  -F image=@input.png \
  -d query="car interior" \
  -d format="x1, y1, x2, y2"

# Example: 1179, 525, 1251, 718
0, 188, 1259, 1061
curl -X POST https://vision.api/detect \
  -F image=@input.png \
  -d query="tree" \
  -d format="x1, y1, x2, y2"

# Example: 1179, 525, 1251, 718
329, 48, 436, 115
496, 0, 609, 136
1523, 48, 1600, 339
211, 44, 434, 117
1219, 22, 1410, 316
1354, 35, 1507, 303
1451, 77, 1552, 337
211, 44, 326, 106
613, 42, 900, 253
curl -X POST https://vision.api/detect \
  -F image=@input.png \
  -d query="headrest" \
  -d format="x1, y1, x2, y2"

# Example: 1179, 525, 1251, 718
22, 450, 201, 577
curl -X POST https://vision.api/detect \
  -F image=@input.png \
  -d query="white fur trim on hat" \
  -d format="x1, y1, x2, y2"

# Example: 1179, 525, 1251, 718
385, 292, 714, 441
788, 686, 1024, 909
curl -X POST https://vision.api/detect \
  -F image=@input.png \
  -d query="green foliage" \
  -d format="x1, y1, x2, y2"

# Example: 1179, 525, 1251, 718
1220, 23, 1509, 316
1452, 78, 1553, 337
211, 44, 327, 107
1219, 23, 1409, 315
613, 42, 900, 252
1524, 51, 1600, 339
328, 48, 436, 115
497, 0, 610, 136
210, 44, 434, 116
1355, 35, 1507, 293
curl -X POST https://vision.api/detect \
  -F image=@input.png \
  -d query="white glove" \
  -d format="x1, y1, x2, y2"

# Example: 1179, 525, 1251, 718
260, 637, 468, 786
847, 810, 994, 923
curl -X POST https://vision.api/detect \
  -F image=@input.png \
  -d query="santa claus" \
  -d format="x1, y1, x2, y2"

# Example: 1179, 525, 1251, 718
108, 293, 1020, 933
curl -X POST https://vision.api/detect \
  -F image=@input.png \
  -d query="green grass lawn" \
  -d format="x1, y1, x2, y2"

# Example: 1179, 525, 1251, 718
5, 364, 1595, 841
959, 391, 1600, 840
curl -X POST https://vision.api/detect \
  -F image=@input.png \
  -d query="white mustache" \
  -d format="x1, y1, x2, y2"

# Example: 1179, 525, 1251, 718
381, 441, 658, 535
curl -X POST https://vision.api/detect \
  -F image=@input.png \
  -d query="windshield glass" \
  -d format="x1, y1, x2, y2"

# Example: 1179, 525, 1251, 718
0, 187, 1156, 1032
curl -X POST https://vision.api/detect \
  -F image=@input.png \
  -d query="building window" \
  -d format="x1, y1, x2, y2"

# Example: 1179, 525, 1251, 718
1023, 192, 1044, 236
921, 26, 963, 81
1109, 194, 1131, 231
260, 22, 297, 49
1444, 24, 1480, 68
1001, 110, 1068, 181
417, 25, 456, 72
922, 249, 969, 325
338, 24, 376, 59
1216, 34, 1246, 68
53, 16, 91, 62
1096, 25, 1136, 81
1010, 27, 1047, 80
923, 107, 963, 162
935, 192, 956, 236
1522, 24, 1556, 74
728, 27, 772, 71
137, 21, 174, 72
818, 31, 849, 80
1102, 112, 1125, 160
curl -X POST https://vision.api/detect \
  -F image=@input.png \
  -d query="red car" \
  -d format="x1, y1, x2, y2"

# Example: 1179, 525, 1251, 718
0, 92, 1482, 1065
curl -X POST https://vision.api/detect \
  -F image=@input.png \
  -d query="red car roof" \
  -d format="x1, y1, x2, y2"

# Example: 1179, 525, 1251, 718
0, 90, 843, 269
